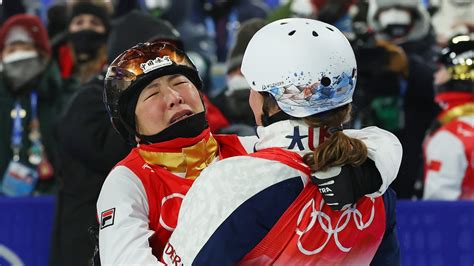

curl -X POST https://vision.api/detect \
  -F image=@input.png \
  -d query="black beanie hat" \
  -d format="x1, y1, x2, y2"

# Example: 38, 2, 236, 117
68, 2, 110, 34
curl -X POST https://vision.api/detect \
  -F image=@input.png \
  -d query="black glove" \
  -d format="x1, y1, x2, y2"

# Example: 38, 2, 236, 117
310, 159, 382, 211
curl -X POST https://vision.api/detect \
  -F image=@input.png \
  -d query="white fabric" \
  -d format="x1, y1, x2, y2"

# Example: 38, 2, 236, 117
423, 116, 473, 200
97, 166, 165, 265
344, 127, 403, 197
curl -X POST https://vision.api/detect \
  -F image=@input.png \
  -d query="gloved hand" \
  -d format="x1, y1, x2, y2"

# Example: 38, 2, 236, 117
310, 159, 382, 211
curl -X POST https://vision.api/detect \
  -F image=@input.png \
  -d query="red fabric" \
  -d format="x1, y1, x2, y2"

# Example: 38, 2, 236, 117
442, 120, 474, 199
57, 44, 75, 78
214, 134, 248, 159
0, 14, 51, 56
114, 134, 247, 257
248, 148, 311, 176
435, 92, 474, 110
427, 160, 442, 172
240, 148, 386, 266
201, 94, 230, 133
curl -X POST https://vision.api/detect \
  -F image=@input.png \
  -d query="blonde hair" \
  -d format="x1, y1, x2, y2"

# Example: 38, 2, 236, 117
302, 104, 368, 172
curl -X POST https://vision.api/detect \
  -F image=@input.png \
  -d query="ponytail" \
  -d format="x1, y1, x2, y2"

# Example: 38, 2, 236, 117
302, 104, 368, 172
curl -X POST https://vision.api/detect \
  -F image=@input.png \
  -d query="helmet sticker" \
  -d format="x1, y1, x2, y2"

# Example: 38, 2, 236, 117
270, 71, 355, 116
140, 56, 173, 73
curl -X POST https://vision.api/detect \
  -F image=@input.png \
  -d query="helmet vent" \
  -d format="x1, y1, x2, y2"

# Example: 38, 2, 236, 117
280, 22, 288, 25
252, 81, 256, 86
326, 27, 334, 32
288, 30, 296, 36
321, 77, 331, 86
312, 31, 318, 37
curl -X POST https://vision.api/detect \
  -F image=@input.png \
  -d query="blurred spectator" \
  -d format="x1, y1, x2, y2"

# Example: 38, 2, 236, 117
267, 0, 356, 34
211, 18, 266, 135
195, 0, 270, 62
46, 2, 68, 43
50, 10, 181, 266
367, 0, 440, 198
311, 0, 356, 33
55, 2, 110, 84
423, 34, 474, 200
431, 0, 474, 46
0, 14, 64, 195
352, 37, 409, 133
367, 0, 438, 61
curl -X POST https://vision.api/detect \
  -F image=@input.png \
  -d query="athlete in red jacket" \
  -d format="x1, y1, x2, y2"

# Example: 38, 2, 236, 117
423, 33, 474, 200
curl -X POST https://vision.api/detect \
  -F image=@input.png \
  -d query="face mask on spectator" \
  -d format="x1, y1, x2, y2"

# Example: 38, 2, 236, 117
226, 74, 250, 96
378, 8, 412, 39
2, 50, 47, 91
69, 30, 107, 63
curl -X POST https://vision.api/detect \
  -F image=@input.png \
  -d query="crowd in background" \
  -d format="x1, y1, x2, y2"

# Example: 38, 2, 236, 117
0, 0, 472, 264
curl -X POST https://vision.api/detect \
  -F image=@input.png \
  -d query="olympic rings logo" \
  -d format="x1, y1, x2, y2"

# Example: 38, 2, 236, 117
295, 197, 375, 255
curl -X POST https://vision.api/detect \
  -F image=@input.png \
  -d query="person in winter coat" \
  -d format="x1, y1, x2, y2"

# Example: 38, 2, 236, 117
56, 2, 110, 84
97, 34, 401, 263
0, 14, 64, 195
164, 18, 402, 265
367, 0, 440, 198
423, 33, 474, 200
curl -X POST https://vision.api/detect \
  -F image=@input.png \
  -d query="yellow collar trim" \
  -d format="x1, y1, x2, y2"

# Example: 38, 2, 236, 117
138, 135, 218, 180
439, 103, 474, 125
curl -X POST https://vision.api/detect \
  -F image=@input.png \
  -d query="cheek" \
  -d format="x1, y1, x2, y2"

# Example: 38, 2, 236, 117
183, 88, 205, 111
135, 100, 166, 133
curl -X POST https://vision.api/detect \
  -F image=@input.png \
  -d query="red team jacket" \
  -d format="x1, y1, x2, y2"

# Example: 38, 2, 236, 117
97, 133, 247, 264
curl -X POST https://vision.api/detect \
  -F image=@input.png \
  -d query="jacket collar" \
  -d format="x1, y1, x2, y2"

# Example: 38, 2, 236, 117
254, 120, 329, 156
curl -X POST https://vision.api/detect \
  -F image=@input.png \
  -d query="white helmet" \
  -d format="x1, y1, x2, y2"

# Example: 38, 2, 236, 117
241, 18, 357, 117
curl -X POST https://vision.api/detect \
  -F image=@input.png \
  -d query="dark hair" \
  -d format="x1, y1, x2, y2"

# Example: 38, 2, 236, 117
261, 92, 368, 172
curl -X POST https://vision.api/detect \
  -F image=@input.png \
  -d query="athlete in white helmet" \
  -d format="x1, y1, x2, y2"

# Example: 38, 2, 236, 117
163, 18, 402, 265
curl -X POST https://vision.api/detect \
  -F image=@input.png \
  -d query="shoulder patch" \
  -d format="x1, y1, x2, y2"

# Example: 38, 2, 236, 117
100, 208, 116, 229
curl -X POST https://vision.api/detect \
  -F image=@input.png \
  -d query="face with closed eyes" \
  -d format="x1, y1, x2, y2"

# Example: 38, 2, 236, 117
134, 74, 205, 136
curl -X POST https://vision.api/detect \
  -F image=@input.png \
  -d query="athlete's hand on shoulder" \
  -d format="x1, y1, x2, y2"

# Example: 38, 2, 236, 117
311, 159, 382, 211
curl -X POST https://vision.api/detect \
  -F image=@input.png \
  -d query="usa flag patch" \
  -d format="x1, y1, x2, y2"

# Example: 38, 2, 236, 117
101, 208, 115, 229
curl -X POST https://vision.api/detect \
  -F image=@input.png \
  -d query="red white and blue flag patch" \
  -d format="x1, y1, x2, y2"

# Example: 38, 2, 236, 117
101, 208, 115, 229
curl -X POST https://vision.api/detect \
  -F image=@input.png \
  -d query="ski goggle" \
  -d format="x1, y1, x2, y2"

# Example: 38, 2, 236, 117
105, 41, 196, 83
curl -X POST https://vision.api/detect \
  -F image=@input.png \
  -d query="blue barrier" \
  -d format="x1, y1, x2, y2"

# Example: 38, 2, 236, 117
0, 196, 55, 266
397, 200, 474, 266
0, 197, 473, 265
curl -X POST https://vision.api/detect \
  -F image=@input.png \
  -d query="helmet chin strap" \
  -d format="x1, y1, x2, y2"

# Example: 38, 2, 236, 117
138, 111, 208, 144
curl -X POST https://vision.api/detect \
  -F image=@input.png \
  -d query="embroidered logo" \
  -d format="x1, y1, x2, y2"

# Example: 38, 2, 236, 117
286, 126, 308, 151
140, 56, 173, 73
100, 208, 115, 229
